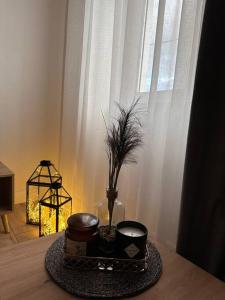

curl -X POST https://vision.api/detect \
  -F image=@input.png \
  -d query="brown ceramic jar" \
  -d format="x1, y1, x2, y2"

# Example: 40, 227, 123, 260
64, 213, 99, 257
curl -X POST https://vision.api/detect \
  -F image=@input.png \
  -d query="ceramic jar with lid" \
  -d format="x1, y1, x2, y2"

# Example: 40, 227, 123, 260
64, 213, 99, 257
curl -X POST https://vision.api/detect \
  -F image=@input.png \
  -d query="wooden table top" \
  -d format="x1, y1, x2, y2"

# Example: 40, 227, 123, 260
0, 233, 224, 300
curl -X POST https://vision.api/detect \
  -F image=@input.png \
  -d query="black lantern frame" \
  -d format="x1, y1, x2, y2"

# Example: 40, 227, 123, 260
26, 160, 62, 225
39, 182, 72, 237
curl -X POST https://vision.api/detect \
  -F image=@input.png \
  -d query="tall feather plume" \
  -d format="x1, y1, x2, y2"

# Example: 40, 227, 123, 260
106, 98, 143, 191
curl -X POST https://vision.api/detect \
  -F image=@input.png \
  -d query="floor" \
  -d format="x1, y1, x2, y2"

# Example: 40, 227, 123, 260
0, 203, 39, 248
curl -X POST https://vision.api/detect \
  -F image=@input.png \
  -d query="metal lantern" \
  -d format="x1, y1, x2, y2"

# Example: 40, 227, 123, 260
39, 182, 72, 237
26, 160, 62, 225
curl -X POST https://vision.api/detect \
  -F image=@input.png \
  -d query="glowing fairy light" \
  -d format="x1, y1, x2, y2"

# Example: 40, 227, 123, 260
28, 200, 39, 224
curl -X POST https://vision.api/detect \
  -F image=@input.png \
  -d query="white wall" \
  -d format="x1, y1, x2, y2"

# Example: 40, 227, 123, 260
0, 0, 67, 203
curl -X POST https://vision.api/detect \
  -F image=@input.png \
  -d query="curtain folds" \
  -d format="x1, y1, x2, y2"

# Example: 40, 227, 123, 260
177, 0, 225, 280
60, 0, 205, 248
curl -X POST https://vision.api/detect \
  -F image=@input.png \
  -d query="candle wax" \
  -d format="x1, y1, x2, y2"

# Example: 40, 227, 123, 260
118, 226, 145, 237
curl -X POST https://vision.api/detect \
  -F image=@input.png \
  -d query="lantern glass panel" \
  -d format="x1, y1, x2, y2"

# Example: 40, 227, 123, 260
41, 187, 71, 205
58, 201, 71, 231
39, 200, 71, 237
29, 164, 61, 185
40, 205, 56, 236
39, 185, 72, 237
26, 185, 47, 224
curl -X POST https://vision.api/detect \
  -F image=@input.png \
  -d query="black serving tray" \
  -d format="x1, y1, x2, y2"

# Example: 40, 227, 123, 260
63, 244, 149, 273
45, 236, 162, 298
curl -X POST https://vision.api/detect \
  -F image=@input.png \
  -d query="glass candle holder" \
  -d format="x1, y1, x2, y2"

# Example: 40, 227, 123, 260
116, 220, 148, 259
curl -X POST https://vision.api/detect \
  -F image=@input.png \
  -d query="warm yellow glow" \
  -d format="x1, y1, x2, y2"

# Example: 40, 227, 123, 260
28, 200, 39, 224
41, 210, 56, 236
40, 204, 70, 236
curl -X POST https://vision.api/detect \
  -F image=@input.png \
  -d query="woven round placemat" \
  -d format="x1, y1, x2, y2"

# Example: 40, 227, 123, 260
45, 236, 162, 298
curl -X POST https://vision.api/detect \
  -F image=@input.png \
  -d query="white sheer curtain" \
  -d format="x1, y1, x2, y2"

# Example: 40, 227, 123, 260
60, 0, 205, 248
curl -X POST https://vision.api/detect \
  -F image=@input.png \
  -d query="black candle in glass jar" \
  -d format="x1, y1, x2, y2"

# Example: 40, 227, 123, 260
116, 221, 148, 259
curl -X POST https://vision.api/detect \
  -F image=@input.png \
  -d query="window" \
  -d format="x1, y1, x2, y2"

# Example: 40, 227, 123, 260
138, 0, 183, 92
